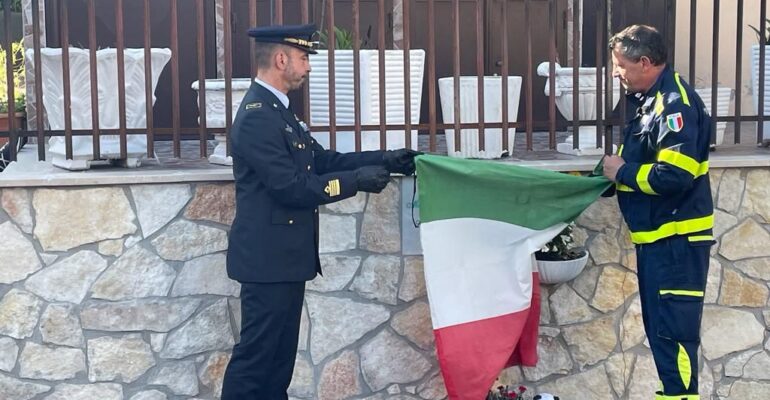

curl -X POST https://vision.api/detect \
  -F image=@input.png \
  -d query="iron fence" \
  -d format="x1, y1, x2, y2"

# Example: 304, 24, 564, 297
1, 0, 769, 165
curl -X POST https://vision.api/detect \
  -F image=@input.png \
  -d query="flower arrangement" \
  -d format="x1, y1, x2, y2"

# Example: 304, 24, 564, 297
487, 385, 529, 400
534, 222, 586, 262
0, 39, 26, 114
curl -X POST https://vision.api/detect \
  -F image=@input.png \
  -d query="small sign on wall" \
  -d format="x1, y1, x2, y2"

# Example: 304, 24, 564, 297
401, 176, 422, 256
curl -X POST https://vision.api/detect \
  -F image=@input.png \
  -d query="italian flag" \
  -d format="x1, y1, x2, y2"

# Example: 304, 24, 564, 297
416, 155, 611, 400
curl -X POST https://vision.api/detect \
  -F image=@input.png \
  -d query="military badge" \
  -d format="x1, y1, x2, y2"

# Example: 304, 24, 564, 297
245, 102, 262, 110
666, 112, 684, 132
299, 120, 309, 132
324, 179, 341, 197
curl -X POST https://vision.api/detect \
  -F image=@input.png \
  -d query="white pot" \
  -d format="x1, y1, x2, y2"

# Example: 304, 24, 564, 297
694, 86, 733, 147
27, 47, 172, 170
536, 250, 589, 284
308, 49, 425, 152
191, 78, 252, 166
437, 76, 522, 159
537, 62, 619, 156
750, 45, 770, 142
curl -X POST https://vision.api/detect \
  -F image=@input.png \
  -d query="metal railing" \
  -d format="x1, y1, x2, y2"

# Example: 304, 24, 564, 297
1, 0, 768, 165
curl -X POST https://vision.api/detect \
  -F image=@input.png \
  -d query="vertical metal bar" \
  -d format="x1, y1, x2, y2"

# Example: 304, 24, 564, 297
326, 0, 337, 150
404, 0, 412, 149
301, 0, 309, 128
143, 0, 153, 157
501, 0, 509, 153
548, 0, 556, 148
32, 0, 45, 160
452, 0, 460, 152
60, 0, 73, 160
87, 0, 100, 159
224, 0, 233, 157
619, 0, 626, 136
756, 0, 767, 143
475, 0, 484, 151
734, 0, 743, 143
170, 0, 181, 157
595, 0, 604, 151
251, 0, 257, 78
572, 0, 579, 149
604, 0, 612, 154
688, 0, 696, 85
378, 0, 387, 149
197, 0, 207, 157
275, 0, 283, 24
353, 0, 362, 152
427, 0, 437, 152
525, 0, 533, 150
3, 0, 15, 137
116, 0, 128, 159
711, 0, 719, 145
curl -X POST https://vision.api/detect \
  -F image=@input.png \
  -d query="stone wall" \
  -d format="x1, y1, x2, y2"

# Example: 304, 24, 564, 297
0, 168, 768, 399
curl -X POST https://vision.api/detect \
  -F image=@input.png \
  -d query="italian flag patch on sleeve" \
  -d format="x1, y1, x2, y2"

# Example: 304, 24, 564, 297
666, 112, 684, 132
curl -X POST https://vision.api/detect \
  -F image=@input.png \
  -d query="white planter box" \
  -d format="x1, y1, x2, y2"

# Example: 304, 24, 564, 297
750, 45, 770, 142
308, 49, 425, 152
694, 86, 733, 146
438, 76, 522, 159
191, 78, 252, 165
27, 48, 171, 170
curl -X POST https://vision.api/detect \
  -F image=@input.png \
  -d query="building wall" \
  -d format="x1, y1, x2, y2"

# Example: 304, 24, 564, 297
674, 1, 770, 114
0, 169, 768, 399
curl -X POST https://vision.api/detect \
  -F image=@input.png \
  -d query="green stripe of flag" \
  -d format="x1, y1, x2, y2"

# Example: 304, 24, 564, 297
416, 155, 612, 230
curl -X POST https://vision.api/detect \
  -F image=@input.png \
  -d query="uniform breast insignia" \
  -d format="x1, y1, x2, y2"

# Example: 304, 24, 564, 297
324, 179, 341, 197
666, 112, 684, 132
285, 125, 294, 133
298, 120, 309, 132
245, 102, 262, 110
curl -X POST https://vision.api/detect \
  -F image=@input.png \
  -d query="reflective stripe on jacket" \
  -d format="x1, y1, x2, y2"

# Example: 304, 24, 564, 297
615, 66, 714, 244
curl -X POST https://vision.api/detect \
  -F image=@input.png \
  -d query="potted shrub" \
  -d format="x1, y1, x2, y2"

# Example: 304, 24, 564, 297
534, 223, 589, 284
0, 38, 26, 137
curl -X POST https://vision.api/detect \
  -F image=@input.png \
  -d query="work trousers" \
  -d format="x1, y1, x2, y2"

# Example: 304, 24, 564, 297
221, 281, 305, 400
637, 234, 711, 400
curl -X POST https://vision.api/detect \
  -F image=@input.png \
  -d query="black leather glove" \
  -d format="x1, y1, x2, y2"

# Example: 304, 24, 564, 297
355, 166, 391, 193
383, 149, 423, 176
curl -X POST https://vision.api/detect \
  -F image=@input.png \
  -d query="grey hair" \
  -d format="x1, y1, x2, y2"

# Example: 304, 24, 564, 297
608, 24, 667, 65
254, 42, 281, 70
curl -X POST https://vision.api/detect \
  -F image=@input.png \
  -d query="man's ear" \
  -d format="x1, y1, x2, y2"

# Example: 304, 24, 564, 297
275, 50, 287, 70
639, 55, 653, 70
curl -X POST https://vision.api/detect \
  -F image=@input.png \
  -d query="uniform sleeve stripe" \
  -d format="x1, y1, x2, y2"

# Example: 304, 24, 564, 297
657, 149, 705, 177
635, 164, 658, 195
630, 214, 714, 244
674, 73, 691, 106
659, 289, 704, 297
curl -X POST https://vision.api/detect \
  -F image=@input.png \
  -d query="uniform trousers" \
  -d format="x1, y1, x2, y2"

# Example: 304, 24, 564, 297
221, 281, 305, 400
637, 235, 711, 400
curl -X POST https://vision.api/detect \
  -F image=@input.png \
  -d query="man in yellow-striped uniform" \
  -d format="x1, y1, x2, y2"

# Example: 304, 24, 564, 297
603, 25, 713, 400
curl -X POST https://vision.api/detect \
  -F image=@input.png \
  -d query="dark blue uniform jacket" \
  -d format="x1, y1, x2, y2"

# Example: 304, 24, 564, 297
614, 66, 714, 245
227, 82, 385, 282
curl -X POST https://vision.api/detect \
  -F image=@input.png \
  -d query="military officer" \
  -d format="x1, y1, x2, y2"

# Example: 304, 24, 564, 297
221, 23, 421, 400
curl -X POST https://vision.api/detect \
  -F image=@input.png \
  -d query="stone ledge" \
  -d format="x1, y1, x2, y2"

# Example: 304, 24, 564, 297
1, 143, 768, 188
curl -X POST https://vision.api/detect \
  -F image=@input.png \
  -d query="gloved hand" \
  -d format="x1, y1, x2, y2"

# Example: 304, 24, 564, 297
383, 149, 423, 176
355, 166, 391, 193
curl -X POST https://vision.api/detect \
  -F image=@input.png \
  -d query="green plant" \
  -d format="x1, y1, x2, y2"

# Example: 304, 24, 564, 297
0, 39, 25, 114
0, 0, 22, 12
749, 18, 770, 44
317, 25, 371, 50
535, 223, 586, 261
